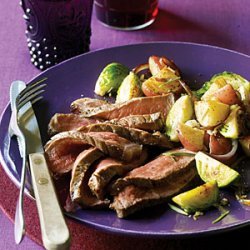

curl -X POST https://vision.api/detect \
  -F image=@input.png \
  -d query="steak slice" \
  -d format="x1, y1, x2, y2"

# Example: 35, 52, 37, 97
45, 131, 143, 164
70, 147, 109, 208
45, 136, 90, 176
71, 94, 175, 120
108, 112, 165, 131
110, 149, 195, 195
48, 113, 102, 135
88, 149, 148, 200
110, 166, 196, 218
71, 97, 109, 114
78, 123, 173, 148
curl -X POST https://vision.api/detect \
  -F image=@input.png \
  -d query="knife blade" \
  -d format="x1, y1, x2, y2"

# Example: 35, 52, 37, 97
17, 83, 70, 249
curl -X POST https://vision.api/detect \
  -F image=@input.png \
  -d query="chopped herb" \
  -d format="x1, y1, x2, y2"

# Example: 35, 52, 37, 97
212, 206, 230, 224
168, 203, 189, 216
163, 152, 195, 157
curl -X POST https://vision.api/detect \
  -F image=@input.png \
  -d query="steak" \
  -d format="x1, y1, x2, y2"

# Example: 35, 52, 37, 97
71, 97, 109, 114
70, 147, 109, 208
111, 149, 195, 195
78, 123, 173, 148
88, 149, 148, 200
48, 113, 102, 135
45, 136, 90, 176
108, 112, 165, 131
110, 166, 196, 218
70, 94, 175, 120
45, 131, 143, 164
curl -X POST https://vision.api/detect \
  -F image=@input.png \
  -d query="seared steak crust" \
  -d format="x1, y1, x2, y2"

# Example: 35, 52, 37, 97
88, 149, 148, 199
45, 131, 143, 164
71, 94, 175, 120
108, 112, 164, 131
111, 149, 195, 194
70, 147, 109, 208
48, 113, 102, 135
110, 166, 196, 218
78, 123, 173, 148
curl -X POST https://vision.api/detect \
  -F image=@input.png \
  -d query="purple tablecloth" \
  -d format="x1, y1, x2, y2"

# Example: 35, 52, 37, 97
0, 0, 250, 249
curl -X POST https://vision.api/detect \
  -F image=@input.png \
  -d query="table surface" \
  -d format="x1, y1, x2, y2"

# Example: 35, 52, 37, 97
0, 0, 250, 249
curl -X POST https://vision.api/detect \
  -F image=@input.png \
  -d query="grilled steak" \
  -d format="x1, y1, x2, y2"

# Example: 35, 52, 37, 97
71, 97, 109, 114
78, 123, 173, 148
108, 112, 165, 131
70, 147, 109, 208
45, 136, 90, 176
48, 113, 102, 135
88, 149, 148, 200
111, 149, 195, 195
71, 94, 175, 120
45, 131, 143, 165
110, 166, 196, 218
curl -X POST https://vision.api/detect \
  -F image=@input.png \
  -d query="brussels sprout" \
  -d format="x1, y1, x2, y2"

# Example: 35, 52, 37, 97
194, 81, 212, 99
195, 152, 240, 187
94, 63, 130, 96
172, 181, 219, 213
116, 72, 143, 103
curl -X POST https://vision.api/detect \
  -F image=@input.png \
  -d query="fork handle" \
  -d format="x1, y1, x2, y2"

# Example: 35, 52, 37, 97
29, 153, 70, 250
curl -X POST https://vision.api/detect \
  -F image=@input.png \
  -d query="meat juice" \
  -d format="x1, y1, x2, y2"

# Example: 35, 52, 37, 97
94, 0, 159, 30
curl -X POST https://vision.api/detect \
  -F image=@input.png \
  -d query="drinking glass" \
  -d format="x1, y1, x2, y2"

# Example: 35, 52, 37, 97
94, 0, 159, 30
20, 0, 94, 70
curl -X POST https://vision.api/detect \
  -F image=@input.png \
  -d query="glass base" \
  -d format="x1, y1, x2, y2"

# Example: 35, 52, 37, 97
98, 17, 156, 31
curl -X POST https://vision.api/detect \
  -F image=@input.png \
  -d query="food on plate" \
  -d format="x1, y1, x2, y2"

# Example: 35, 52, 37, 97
194, 100, 230, 127
70, 94, 175, 119
172, 181, 219, 213
195, 152, 240, 187
45, 55, 250, 221
94, 62, 130, 96
177, 122, 205, 152
116, 71, 143, 103
166, 95, 194, 142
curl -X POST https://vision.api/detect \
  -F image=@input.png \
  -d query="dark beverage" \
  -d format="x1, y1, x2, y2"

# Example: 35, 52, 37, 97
94, 0, 158, 30
20, 0, 93, 70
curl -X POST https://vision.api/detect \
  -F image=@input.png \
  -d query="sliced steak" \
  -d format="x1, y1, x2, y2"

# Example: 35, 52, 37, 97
110, 166, 196, 218
45, 131, 143, 163
45, 136, 90, 176
70, 147, 109, 208
71, 94, 175, 120
78, 123, 173, 148
111, 149, 195, 194
108, 112, 165, 131
88, 149, 148, 200
71, 97, 109, 114
48, 113, 102, 135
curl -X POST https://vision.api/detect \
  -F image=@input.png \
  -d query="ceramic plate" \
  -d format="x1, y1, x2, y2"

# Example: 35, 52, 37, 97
1, 42, 250, 237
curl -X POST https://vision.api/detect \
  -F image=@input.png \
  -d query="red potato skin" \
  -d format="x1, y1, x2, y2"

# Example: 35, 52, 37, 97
214, 84, 241, 105
177, 131, 203, 152
209, 134, 232, 155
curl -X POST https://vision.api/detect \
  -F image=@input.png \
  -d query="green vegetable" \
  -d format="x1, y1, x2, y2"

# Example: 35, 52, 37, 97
94, 62, 130, 96
172, 181, 219, 213
194, 81, 212, 99
116, 72, 143, 103
195, 152, 240, 187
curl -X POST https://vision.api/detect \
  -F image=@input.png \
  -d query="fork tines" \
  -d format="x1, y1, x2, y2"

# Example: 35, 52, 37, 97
17, 78, 47, 109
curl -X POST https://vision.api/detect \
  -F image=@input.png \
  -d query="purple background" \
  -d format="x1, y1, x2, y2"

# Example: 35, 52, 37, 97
0, 0, 250, 249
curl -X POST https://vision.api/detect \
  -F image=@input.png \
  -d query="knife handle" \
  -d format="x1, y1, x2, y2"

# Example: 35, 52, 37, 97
29, 153, 70, 250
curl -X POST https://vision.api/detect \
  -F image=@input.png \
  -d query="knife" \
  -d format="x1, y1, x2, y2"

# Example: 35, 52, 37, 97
14, 81, 70, 249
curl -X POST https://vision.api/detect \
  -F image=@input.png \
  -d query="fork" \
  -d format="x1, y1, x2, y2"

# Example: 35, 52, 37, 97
10, 79, 46, 244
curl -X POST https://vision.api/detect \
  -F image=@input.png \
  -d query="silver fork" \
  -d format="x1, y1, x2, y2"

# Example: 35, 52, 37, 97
9, 79, 46, 244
